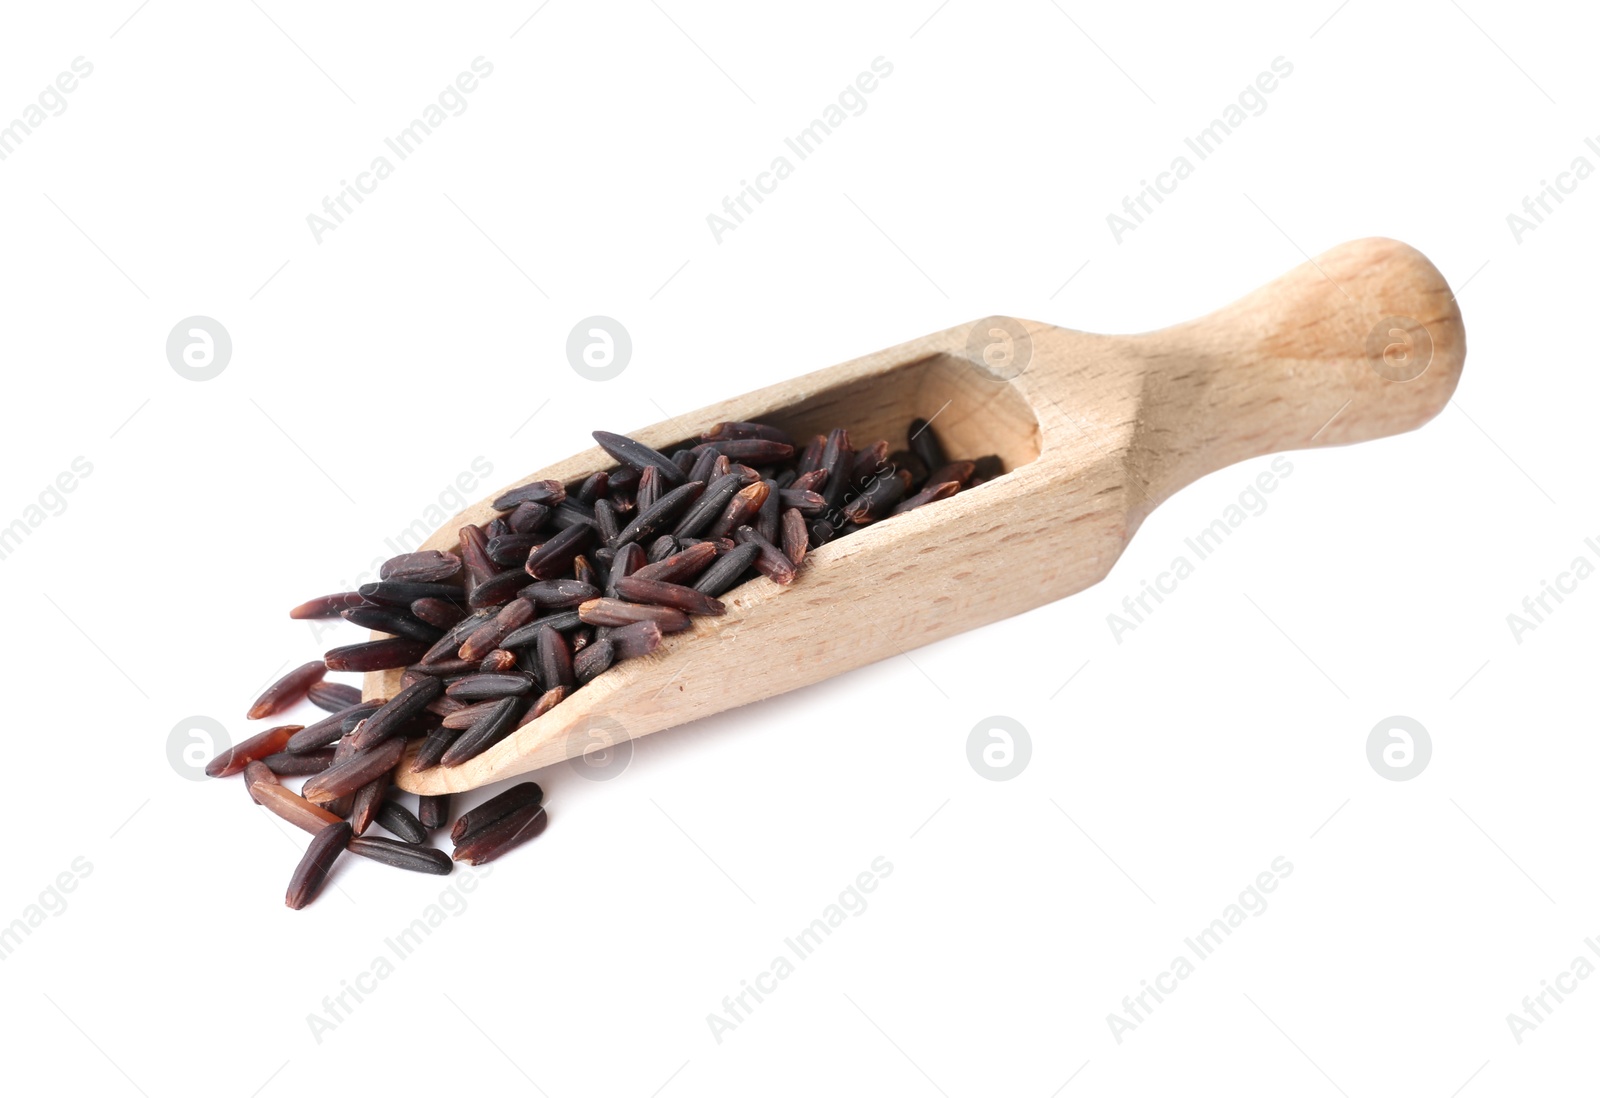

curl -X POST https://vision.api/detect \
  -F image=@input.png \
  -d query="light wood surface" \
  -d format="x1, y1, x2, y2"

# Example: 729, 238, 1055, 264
378, 237, 1466, 794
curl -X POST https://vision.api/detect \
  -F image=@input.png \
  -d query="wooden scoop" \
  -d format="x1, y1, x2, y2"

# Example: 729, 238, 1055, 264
382, 236, 1465, 794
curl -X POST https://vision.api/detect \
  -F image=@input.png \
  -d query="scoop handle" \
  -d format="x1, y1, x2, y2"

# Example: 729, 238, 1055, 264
1131, 236, 1466, 512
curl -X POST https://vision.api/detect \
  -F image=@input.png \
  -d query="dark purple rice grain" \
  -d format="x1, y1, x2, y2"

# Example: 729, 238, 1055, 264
672, 471, 745, 538
486, 532, 541, 568
578, 598, 690, 632
778, 488, 826, 513
409, 723, 462, 773
478, 649, 517, 674
696, 438, 796, 464
523, 523, 595, 580
348, 836, 453, 874
781, 508, 809, 566
492, 479, 565, 511
755, 479, 781, 542
592, 498, 622, 544
379, 550, 462, 583
350, 769, 391, 836
206, 724, 302, 777
413, 656, 478, 676
707, 481, 770, 539
923, 460, 976, 489
633, 541, 718, 586
908, 418, 946, 473
733, 526, 798, 585
262, 748, 336, 777
410, 597, 465, 630
820, 428, 854, 511
549, 499, 599, 531
243, 760, 278, 805
687, 446, 721, 487
573, 638, 615, 684
469, 567, 538, 609
459, 525, 496, 590
886, 448, 927, 481
610, 620, 664, 659
256, 783, 344, 835
592, 430, 687, 487
525, 685, 567, 722
289, 592, 366, 620
842, 470, 908, 524
647, 535, 678, 563
574, 554, 599, 589
418, 794, 451, 831
797, 434, 825, 475
454, 805, 548, 865
607, 541, 647, 592
442, 699, 506, 730
500, 610, 583, 649
421, 610, 491, 664
451, 782, 544, 845
851, 440, 891, 483
636, 465, 662, 513
444, 673, 536, 701
508, 500, 551, 534
342, 605, 444, 644
288, 701, 381, 753
375, 799, 428, 844
439, 696, 524, 767
611, 481, 704, 549
302, 738, 407, 804
892, 479, 959, 515
535, 625, 574, 690
347, 677, 444, 750
306, 681, 363, 713
325, 637, 431, 673
516, 579, 597, 610
358, 580, 464, 607
791, 468, 827, 493
691, 541, 761, 597
459, 598, 536, 661
427, 697, 470, 720
608, 465, 641, 493
286, 821, 351, 909
614, 576, 726, 616
324, 735, 360, 818
672, 448, 697, 476
576, 471, 610, 504
247, 660, 327, 720
703, 421, 796, 446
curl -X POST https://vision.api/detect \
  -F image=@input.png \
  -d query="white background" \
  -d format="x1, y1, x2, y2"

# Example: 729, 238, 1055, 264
0, 1, 1594, 1094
